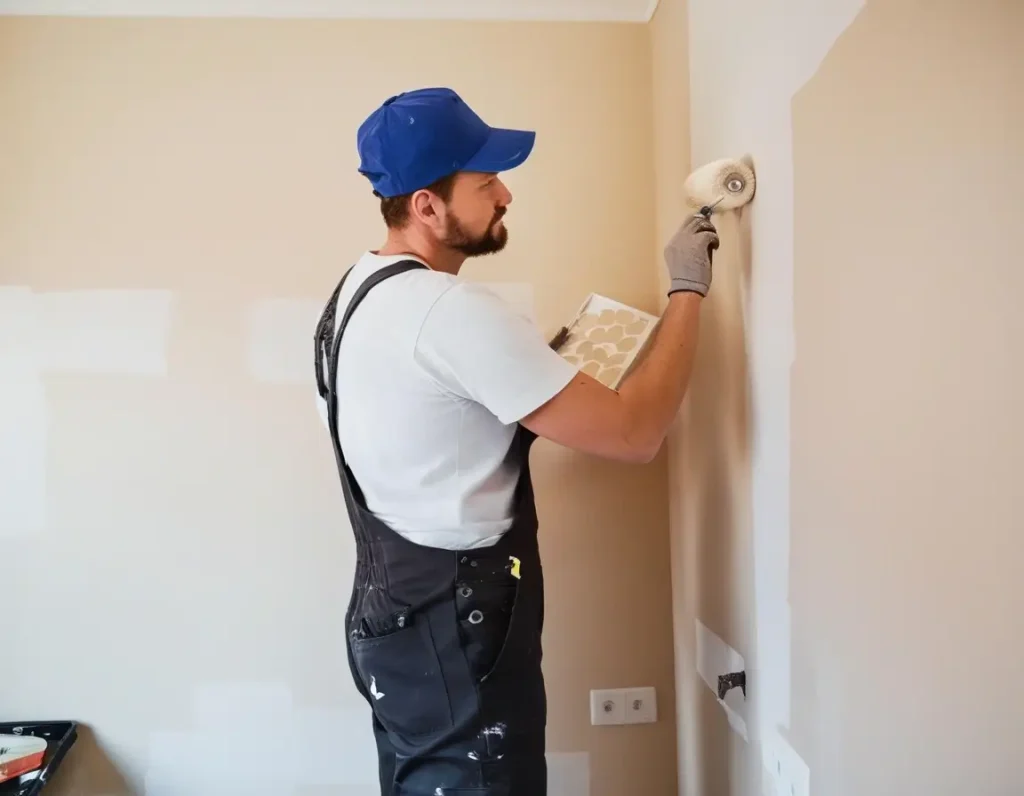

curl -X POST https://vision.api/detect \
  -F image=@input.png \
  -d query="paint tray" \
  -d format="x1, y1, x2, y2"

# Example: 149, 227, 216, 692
0, 736, 45, 785
0, 723, 78, 796
553, 293, 660, 390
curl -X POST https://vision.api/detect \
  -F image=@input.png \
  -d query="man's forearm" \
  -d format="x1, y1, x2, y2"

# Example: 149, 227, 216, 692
617, 291, 702, 458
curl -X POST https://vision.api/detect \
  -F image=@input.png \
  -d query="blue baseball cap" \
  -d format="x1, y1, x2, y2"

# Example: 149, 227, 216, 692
356, 87, 536, 198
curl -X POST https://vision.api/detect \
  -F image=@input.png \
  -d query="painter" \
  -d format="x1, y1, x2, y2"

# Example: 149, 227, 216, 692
312, 86, 719, 796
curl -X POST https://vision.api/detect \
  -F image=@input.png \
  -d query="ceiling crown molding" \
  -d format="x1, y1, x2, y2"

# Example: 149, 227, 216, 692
0, 0, 660, 22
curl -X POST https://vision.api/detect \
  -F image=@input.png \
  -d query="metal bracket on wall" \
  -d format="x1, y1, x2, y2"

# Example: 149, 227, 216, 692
717, 670, 746, 701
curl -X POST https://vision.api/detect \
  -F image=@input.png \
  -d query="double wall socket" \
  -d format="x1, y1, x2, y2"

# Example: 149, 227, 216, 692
589, 687, 657, 726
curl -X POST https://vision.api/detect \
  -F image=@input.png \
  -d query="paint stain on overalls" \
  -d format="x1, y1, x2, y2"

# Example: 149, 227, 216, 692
314, 261, 548, 796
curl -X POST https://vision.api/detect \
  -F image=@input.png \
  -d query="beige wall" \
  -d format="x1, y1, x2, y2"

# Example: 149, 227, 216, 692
791, 2, 1023, 792
0, 17, 678, 795
678, 0, 1024, 794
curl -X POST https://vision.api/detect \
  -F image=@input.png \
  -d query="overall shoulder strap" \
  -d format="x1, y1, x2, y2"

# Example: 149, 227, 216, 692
314, 259, 429, 506
314, 267, 351, 400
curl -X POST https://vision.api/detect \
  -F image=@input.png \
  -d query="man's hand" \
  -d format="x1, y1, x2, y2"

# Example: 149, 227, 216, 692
523, 213, 715, 462
664, 213, 720, 297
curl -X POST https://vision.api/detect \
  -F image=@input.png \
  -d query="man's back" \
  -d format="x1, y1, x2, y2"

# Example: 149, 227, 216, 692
316, 251, 576, 550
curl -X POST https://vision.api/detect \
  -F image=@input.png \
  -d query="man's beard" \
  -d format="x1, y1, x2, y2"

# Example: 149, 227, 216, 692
443, 209, 508, 257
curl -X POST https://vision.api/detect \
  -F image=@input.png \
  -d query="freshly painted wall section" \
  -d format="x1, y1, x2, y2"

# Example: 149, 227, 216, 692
679, 0, 1023, 793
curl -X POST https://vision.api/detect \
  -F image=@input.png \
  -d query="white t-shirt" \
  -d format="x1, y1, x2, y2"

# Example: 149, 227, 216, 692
315, 252, 578, 550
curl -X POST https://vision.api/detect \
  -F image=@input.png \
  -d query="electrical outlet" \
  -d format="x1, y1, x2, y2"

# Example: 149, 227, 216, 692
762, 732, 810, 796
623, 687, 657, 724
589, 689, 625, 725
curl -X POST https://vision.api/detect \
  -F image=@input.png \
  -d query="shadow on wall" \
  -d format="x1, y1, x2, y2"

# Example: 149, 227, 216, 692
42, 724, 133, 796
672, 199, 755, 796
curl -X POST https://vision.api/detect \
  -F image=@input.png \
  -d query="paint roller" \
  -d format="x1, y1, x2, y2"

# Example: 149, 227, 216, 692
682, 156, 756, 325
683, 156, 757, 218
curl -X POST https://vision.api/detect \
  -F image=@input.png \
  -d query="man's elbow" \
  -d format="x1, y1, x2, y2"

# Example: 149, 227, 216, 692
631, 440, 662, 464
619, 427, 663, 464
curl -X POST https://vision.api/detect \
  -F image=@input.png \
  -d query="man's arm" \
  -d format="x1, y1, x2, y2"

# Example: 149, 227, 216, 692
522, 291, 702, 463
522, 212, 718, 463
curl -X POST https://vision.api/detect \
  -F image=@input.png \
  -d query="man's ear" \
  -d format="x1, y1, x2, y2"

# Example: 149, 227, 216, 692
409, 189, 432, 220
409, 189, 443, 228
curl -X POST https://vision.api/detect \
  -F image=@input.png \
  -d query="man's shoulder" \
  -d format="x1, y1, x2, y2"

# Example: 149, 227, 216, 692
424, 279, 531, 324
346, 251, 447, 287
417, 278, 545, 360
339, 252, 457, 311
339, 254, 534, 349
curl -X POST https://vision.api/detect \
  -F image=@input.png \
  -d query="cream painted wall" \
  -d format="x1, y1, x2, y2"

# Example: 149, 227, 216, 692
790, 3, 1023, 792
677, 0, 1024, 794
0, 17, 678, 796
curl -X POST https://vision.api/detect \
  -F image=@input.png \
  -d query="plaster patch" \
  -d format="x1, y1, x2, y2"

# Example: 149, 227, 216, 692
194, 681, 295, 728
35, 289, 175, 374
0, 286, 175, 536
245, 298, 325, 385
0, 378, 48, 537
1, 286, 174, 375
546, 751, 590, 796
0, 287, 39, 375
145, 682, 377, 792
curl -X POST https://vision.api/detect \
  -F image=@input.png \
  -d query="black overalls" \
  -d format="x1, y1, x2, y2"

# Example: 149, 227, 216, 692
314, 261, 547, 796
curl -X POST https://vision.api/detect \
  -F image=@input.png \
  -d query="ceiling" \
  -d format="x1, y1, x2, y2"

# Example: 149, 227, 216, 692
0, 0, 660, 22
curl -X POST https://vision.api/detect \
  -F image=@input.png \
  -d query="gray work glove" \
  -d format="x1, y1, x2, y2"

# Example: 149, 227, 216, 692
664, 213, 720, 297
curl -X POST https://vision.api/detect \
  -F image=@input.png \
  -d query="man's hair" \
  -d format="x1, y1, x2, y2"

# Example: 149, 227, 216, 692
376, 172, 458, 229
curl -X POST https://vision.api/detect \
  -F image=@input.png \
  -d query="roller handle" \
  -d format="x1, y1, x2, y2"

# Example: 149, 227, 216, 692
697, 196, 725, 218
695, 200, 722, 264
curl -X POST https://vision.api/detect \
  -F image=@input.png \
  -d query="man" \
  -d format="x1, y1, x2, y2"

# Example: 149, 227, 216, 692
313, 87, 718, 796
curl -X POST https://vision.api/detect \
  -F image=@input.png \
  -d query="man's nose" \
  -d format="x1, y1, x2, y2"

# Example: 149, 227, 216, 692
495, 177, 513, 205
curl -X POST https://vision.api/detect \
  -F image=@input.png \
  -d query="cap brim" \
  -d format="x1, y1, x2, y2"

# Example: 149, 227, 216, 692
462, 127, 536, 174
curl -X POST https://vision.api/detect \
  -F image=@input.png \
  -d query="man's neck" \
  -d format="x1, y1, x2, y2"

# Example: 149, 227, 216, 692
377, 231, 466, 276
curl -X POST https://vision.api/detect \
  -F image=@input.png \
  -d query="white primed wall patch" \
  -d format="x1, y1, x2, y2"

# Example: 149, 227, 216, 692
0, 286, 175, 537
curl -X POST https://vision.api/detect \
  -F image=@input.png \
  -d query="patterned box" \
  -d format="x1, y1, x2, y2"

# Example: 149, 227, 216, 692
554, 294, 660, 390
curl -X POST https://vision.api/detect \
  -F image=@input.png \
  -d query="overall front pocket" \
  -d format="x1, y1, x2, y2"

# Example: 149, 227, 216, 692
455, 579, 520, 683
350, 618, 454, 739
